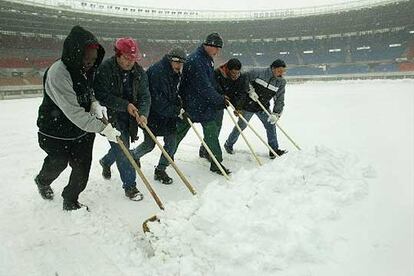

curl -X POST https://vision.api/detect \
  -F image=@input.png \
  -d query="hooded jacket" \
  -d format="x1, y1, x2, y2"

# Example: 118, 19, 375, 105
37, 25, 106, 139
179, 45, 225, 123
214, 63, 249, 110
146, 56, 181, 136
94, 56, 151, 142
243, 67, 286, 114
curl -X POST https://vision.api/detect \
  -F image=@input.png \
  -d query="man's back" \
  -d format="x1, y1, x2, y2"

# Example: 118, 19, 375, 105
179, 45, 224, 123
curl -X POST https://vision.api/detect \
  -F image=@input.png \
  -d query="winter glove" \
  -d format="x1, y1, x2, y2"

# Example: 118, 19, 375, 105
178, 108, 189, 120
90, 101, 107, 119
248, 91, 259, 102
267, 113, 281, 125
100, 124, 121, 143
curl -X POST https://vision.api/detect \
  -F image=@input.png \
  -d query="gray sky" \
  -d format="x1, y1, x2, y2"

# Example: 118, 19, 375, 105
92, 0, 384, 10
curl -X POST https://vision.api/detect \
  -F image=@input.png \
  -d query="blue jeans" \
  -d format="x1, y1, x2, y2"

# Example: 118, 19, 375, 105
225, 110, 279, 150
100, 147, 116, 167
100, 130, 136, 190
132, 132, 177, 171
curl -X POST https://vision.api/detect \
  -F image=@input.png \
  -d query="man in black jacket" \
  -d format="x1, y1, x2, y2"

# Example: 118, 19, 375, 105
199, 58, 248, 160
35, 26, 120, 211
94, 37, 151, 201
131, 48, 186, 184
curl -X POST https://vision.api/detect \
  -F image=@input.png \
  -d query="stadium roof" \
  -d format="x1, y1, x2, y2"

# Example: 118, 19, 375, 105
76, 0, 393, 10
9, 0, 404, 21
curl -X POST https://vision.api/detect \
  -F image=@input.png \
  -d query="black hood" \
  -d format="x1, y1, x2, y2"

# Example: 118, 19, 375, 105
61, 25, 105, 71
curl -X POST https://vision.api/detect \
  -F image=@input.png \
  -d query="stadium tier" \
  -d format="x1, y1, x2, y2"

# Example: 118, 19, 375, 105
0, 0, 413, 79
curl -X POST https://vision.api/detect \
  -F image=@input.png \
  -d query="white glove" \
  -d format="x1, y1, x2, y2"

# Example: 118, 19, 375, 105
100, 124, 120, 143
178, 108, 187, 120
249, 91, 259, 102
267, 113, 280, 125
90, 101, 107, 119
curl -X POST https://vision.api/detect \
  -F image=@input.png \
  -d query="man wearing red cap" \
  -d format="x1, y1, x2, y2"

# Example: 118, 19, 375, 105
94, 37, 151, 201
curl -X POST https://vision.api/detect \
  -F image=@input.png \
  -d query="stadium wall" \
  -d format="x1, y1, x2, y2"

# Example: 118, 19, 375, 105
1, 71, 414, 100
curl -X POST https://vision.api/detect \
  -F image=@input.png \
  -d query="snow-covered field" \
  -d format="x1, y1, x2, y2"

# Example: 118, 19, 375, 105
0, 80, 412, 276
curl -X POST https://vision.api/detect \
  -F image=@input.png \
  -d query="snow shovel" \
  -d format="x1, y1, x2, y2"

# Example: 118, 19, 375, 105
225, 106, 262, 166
140, 123, 199, 234
142, 215, 159, 233
101, 117, 165, 210
141, 122, 197, 195
185, 115, 230, 180
227, 102, 279, 158
102, 117, 165, 234
255, 99, 302, 151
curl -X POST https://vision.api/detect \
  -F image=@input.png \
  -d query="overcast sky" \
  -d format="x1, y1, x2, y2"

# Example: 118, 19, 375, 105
91, 0, 385, 10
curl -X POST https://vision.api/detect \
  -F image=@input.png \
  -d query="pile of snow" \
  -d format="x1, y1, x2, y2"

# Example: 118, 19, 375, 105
146, 146, 373, 275
1, 79, 412, 275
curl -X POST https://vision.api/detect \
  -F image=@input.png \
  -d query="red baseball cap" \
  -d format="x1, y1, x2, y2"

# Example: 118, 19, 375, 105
114, 37, 141, 62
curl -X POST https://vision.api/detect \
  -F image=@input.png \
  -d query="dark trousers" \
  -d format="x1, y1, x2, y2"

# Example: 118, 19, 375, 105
175, 118, 223, 163
104, 130, 136, 190
200, 110, 224, 152
36, 132, 95, 202
132, 132, 177, 171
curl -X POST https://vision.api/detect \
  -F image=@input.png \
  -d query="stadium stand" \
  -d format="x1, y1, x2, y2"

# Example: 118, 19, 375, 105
0, 0, 413, 82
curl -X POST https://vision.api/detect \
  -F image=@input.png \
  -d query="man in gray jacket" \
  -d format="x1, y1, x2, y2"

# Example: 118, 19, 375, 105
224, 59, 287, 159
35, 26, 120, 211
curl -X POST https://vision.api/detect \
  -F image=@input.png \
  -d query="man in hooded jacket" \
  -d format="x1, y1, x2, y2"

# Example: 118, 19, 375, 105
35, 25, 120, 211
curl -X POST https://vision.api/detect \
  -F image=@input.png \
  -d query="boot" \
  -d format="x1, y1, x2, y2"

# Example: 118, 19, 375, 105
35, 176, 54, 200
269, 149, 287, 159
125, 186, 144, 201
199, 145, 211, 161
210, 162, 231, 175
224, 142, 234, 154
154, 168, 173, 184
63, 200, 88, 211
99, 159, 111, 180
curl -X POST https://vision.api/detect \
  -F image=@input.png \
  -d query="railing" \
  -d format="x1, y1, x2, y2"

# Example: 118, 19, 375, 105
6, 0, 404, 21
1, 71, 413, 100
0, 85, 42, 100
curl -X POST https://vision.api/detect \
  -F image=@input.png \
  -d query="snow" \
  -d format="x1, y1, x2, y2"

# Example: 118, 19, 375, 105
0, 79, 413, 276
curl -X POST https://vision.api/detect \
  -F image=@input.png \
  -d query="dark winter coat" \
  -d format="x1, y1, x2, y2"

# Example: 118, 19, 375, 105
214, 63, 249, 110
243, 67, 286, 114
94, 56, 151, 141
37, 25, 106, 139
179, 45, 225, 123
146, 56, 181, 136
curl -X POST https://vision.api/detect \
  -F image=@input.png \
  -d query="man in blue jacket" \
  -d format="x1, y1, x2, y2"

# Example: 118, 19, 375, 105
132, 48, 186, 184
199, 58, 249, 161
174, 33, 231, 175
